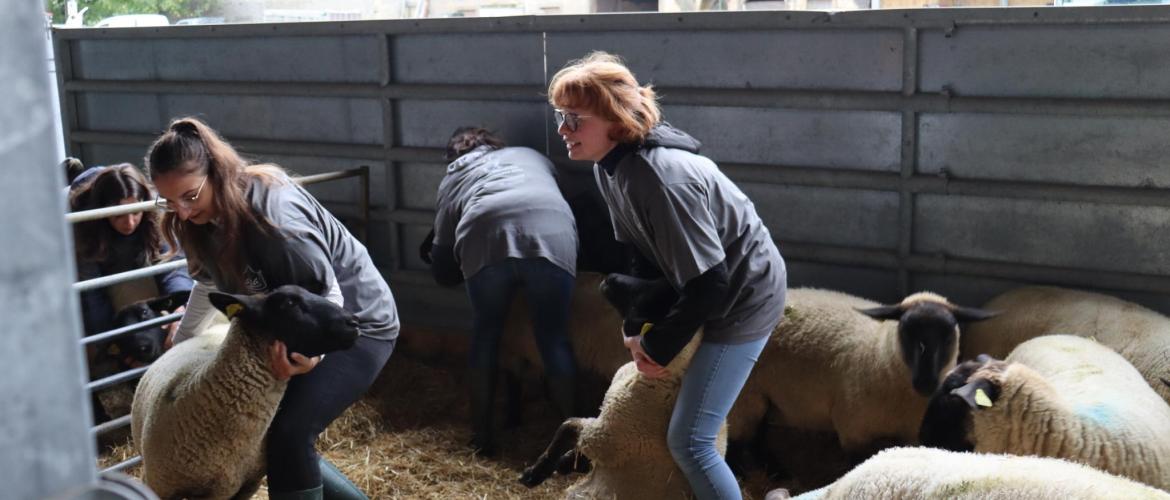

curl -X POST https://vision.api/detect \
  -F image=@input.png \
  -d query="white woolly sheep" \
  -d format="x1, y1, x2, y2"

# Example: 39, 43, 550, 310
130, 285, 359, 500
789, 447, 1170, 500
519, 335, 717, 499
920, 334, 1170, 491
961, 285, 1170, 404
519, 273, 724, 499
728, 288, 995, 465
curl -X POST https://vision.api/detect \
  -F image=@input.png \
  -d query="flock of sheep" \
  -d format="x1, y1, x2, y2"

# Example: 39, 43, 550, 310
124, 272, 1170, 499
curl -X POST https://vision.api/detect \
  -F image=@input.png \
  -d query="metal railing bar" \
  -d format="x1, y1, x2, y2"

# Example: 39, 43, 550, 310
81, 312, 183, 347
296, 168, 365, 185
67, 200, 158, 223
91, 414, 132, 436
73, 260, 187, 293
101, 456, 142, 475
87, 366, 148, 393
67, 168, 366, 225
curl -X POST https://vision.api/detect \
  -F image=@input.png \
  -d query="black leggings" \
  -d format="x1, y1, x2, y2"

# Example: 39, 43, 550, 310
265, 334, 395, 492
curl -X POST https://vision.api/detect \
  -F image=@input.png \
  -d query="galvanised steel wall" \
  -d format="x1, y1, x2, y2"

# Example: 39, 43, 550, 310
54, 6, 1170, 331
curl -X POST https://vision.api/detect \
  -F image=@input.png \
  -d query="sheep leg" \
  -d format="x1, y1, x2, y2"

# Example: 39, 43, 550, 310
555, 449, 592, 474
520, 417, 589, 487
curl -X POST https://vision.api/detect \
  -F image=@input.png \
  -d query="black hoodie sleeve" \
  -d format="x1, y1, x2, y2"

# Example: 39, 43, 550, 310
430, 244, 465, 287
627, 244, 664, 280
638, 260, 730, 366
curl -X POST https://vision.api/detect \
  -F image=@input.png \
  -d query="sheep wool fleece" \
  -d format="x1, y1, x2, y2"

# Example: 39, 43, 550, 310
794, 447, 1170, 500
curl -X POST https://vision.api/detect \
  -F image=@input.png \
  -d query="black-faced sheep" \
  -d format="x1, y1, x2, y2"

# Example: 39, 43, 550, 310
88, 291, 189, 424
728, 289, 995, 467
789, 447, 1170, 500
130, 285, 359, 500
519, 273, 721, 499
960, 285, 1170, 405
920, 334, 1170, 491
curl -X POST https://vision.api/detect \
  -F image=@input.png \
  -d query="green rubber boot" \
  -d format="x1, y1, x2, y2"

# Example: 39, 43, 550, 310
321, 457, 369, 500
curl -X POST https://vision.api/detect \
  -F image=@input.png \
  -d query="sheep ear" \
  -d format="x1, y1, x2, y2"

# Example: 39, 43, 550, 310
951, 306, 998, 323
145, 290, 192, 314
856, 305, 903, 321
209, 292, 254, 321
952, 379, 998, 410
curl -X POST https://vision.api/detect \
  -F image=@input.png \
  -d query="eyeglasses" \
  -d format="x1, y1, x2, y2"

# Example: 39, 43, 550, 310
554, 109, 593, 133
155, 176, 207, 212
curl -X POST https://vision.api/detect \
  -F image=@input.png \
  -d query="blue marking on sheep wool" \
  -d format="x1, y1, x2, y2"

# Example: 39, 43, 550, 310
1076, 403, 1117, 428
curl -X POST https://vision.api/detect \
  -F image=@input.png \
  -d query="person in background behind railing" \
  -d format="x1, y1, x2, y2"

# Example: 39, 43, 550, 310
68, 163, 193, 340
146, 116, 396, 500
424, 126, 580, 457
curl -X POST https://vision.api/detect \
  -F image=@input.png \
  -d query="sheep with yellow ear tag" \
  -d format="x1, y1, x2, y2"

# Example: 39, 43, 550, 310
921, 335, 1170, 491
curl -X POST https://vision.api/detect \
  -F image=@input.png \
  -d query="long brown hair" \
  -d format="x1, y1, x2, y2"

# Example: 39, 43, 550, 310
69, 163, 163, 265
144, 117, 287, 289
547, 51, 661, 144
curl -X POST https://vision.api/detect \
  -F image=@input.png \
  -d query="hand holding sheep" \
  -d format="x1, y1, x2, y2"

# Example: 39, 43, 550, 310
268, 341, 321, 381
624, 334, 668, 379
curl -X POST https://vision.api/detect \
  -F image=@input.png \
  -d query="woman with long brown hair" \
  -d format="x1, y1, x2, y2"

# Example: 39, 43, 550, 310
69, 163, 193, 336
146, 117, 397, 500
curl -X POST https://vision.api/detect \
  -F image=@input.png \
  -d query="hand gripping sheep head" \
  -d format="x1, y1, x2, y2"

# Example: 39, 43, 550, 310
857, 296, 996, 396
208, 285, 360, 357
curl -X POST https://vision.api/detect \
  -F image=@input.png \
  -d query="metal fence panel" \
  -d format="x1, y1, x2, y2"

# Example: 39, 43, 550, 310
919, 113, 1170, 188
545, 29, 904, 91
914, 194, 1170, 275
396, 100, 548, 149
393, 33, 546, 85
744, 183, 901, 250
919, 25, 1170, 99
664, 105, 902, 170
75, 36, 383, 83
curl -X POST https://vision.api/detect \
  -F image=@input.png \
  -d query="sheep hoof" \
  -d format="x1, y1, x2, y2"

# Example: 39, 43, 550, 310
519, 466, 548, 488
764, 488, 791, 500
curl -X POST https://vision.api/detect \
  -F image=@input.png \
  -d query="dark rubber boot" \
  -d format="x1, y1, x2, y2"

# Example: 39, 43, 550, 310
321, 457, 369, 500
268, 486, 323, 500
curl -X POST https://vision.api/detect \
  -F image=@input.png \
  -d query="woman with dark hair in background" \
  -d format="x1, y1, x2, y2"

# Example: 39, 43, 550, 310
427, 126, 579, 456
147, 117, 396, 500
69, 163, 193, 337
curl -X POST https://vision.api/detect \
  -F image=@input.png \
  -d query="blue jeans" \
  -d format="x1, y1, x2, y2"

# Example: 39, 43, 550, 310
668, 335, 770, 500
465, 258, 576, 376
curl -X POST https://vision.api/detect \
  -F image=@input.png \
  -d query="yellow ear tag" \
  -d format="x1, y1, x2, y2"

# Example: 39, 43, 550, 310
107, 344, 121, 356
975, 388, 993, 408
226, 303, 243, 319
640, 322, 654, 336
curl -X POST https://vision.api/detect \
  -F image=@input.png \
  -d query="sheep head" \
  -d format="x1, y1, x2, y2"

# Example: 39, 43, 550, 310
599, 273, 677, 337
208, 285, 360, 357
105, 290, 192, 370
857, 293, 997, 396
919, 354, 1007, 451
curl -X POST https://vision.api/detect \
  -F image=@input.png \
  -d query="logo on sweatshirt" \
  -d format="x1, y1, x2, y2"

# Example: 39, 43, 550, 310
243, 266, 268, 294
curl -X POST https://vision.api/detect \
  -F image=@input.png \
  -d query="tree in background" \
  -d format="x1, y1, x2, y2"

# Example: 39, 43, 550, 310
47, 0, 220, 26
